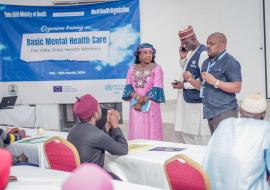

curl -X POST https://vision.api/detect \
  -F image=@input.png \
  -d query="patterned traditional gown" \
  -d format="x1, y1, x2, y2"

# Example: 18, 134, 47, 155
122, 63, 165, 140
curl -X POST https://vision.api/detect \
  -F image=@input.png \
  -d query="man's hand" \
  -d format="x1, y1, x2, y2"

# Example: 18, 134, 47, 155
201, 72, 216, 86
8, 127, 19, 134
171, 81, 184, 89
183, 71, 193, 82
179, 46, 188, 59
107, 109, 120, 128
17, 129, 26, 139
104, 121, 112, 132
18, 153, 28, 162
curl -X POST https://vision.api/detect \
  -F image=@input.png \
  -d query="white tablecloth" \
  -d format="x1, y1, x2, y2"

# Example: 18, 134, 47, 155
6, 128, 68, 168
7, 166, 162, 190
0, 105, 60, 130
104, 139, 206, 189
7, 166, 70, 190
0, 106, 36, 127
6, 132, 206, 189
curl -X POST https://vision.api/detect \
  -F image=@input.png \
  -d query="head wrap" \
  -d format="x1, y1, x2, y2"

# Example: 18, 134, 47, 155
241, 92, 267, 114
62, 163, 113, 190
134, 43, 156, 56
73, 94, 98, 120
178, 26, 195, 40
0, 149, 12, 190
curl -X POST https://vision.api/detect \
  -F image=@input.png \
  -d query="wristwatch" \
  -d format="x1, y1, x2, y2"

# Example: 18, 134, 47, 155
214, 80, 220, 88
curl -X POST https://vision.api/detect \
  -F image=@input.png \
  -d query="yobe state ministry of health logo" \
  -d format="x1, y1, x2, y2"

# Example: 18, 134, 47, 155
8, 84, 18, 95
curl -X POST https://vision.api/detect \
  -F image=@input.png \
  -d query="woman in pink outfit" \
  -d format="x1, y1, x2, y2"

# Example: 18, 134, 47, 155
122, 43, 165, 140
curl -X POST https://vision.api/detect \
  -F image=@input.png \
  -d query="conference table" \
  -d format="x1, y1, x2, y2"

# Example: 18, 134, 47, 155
6, 128, 206, 189
7, 166, 162, 190
105, 139, 206, 189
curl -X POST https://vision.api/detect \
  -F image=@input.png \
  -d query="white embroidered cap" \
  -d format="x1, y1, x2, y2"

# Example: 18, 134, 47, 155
241, 92, 267, 114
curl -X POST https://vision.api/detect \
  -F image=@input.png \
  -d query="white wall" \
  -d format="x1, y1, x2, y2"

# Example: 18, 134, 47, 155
140, 0, 265, 100
265, 0, 270, 98
0, 0, 266, 126
139, 0, 266, 123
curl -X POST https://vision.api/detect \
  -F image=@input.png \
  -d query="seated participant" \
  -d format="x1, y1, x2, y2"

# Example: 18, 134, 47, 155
203, 92, 270, 190
67, 94, 128, 179
0, 127, 29, 165
0, 127, 26, 147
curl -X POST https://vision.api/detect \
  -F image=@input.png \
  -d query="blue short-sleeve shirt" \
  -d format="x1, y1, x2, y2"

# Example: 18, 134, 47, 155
201, 52, 242, 119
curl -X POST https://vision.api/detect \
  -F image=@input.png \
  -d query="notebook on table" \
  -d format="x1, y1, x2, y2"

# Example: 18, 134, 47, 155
0, 96, 17, 109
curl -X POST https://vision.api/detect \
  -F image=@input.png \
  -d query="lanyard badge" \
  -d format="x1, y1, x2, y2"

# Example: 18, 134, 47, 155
200, 51, 227, 98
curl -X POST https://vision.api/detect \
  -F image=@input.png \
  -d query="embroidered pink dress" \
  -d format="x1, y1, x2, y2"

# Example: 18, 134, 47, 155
122, 63, 165, 140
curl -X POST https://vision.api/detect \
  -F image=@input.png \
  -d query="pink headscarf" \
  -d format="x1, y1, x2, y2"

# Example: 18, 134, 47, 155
62, 163, 113, 190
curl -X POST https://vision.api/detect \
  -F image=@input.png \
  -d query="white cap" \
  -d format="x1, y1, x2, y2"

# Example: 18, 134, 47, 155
241, 92, 267, 114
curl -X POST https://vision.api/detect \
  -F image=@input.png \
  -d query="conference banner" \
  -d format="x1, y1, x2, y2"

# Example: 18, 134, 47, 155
0, 0, 140, 103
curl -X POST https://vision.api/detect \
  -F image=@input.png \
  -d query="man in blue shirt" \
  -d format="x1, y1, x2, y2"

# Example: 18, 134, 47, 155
183, 32, 242, 134
202, 92, 270, 190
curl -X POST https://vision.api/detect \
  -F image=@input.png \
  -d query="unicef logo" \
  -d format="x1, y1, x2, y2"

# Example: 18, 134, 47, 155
8, 84, 18, 95
40, 25, 48, 33
105, 84, 113, 91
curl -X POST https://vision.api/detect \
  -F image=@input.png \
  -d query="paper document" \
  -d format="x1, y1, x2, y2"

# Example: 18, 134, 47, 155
148, 146, 185, 152
18, 136, 49, 144
128, 144, 152, 153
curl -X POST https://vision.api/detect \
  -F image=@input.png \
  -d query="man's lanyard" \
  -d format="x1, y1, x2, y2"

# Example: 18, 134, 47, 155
206, 51, 227, 73
200, 51, 227, 98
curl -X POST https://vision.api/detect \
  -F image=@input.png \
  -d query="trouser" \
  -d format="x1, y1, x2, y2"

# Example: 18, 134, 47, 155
180, 132, 211, 145
208, 109, 238, 134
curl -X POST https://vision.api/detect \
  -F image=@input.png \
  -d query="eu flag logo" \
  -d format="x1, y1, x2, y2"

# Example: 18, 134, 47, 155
53, 86, 62, 92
